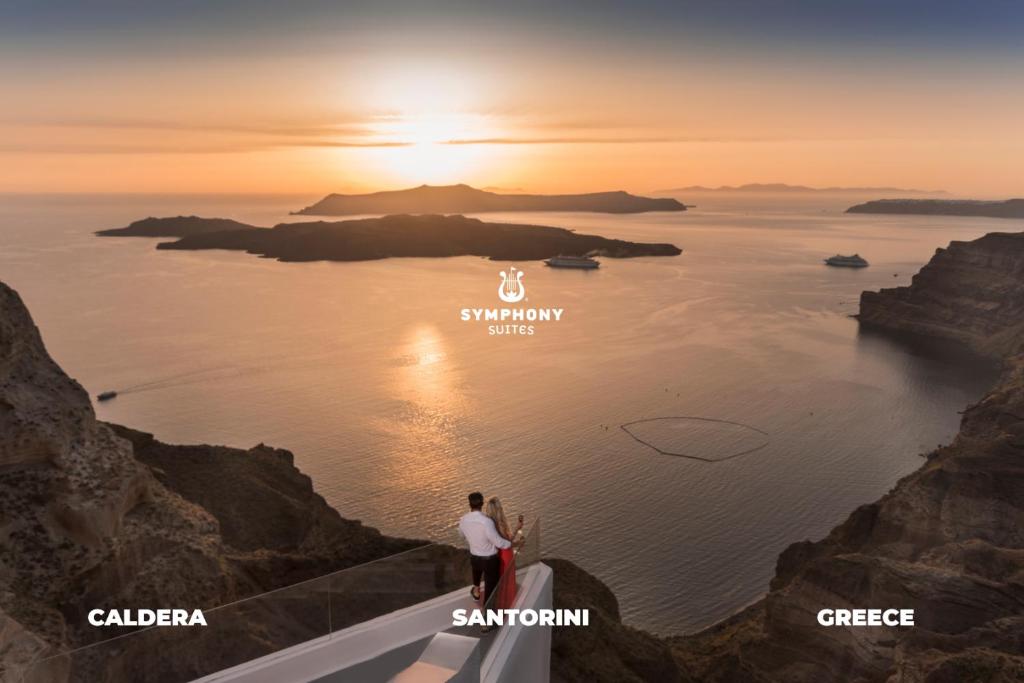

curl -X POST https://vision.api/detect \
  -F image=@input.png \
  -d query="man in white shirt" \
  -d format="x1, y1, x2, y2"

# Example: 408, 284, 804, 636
458, 491, 510, 609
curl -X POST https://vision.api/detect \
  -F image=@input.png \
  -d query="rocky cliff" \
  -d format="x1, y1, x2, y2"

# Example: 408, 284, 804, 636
548, 558, 684, 683
0, 282, 225, 680
672, 230, 1024, 681
859, 232, 1024, 358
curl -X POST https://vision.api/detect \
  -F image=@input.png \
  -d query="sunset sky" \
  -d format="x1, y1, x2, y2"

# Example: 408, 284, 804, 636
2, 1, 1022, 196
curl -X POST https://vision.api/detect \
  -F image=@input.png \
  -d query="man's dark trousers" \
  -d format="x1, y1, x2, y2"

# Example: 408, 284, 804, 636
471, 553, 501, 607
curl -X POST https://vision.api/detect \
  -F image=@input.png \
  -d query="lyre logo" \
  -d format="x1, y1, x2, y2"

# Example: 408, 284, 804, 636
498, 267, 526, 303
460, 266, 563, 336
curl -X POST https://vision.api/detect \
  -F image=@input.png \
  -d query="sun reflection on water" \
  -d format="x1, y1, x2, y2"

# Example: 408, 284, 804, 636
381, 325, 469, 495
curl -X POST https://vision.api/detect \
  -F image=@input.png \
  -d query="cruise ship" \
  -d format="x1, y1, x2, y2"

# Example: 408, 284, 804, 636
824, 254, 869, 268
544, 255, 600, 269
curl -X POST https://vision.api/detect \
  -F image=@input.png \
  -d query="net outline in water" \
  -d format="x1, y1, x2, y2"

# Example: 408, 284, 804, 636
620, 416, 770, 463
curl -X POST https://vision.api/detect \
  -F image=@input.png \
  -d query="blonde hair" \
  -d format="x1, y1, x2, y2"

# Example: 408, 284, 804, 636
485, 496, 511, 541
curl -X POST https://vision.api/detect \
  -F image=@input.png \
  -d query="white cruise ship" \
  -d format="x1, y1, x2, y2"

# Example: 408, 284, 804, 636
824, 254, 869, 268
544, 255, 600, 269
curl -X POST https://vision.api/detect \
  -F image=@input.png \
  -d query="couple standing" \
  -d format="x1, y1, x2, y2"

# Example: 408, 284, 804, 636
458, 492, 523, 618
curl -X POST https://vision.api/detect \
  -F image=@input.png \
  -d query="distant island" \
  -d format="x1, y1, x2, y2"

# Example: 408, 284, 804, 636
100, 214, 682, 262
293, 183, 685, 215
846, 198, 1024, 219
96, 216, 260, 237
657, 183, 945, 195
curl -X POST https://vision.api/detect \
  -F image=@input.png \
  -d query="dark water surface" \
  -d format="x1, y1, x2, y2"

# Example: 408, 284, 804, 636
0, 193, 1001, 633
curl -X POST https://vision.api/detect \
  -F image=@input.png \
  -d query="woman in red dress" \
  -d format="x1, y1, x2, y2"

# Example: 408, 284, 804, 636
484, 497, 523, 610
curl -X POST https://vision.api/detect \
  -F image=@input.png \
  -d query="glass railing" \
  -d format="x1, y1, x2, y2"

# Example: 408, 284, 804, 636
17, 517, 540, 683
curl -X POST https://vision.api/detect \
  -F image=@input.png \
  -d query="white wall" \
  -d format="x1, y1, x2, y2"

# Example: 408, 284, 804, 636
483, 564, 553, 683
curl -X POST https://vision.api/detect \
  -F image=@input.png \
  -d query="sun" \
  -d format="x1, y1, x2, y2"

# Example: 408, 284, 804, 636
364, 111, 496, 185
339, 64, 509, 186
375, 112, 480, 146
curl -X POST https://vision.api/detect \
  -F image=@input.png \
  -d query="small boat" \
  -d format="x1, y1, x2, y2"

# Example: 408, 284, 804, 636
545, 255, 600, 269
824, 254, 869, 268
97, 391, 118, 402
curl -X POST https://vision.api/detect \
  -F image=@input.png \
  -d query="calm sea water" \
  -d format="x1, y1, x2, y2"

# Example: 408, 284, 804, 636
0, 192, 1003, 634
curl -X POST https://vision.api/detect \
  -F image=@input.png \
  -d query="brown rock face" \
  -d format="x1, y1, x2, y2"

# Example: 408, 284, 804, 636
108, 425, 419, 587
859, 231, 1024, 359
673, 230, 1024, 682
0, 283, 236, 678
546, 558, 684, 683
0, 284, 122, 471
